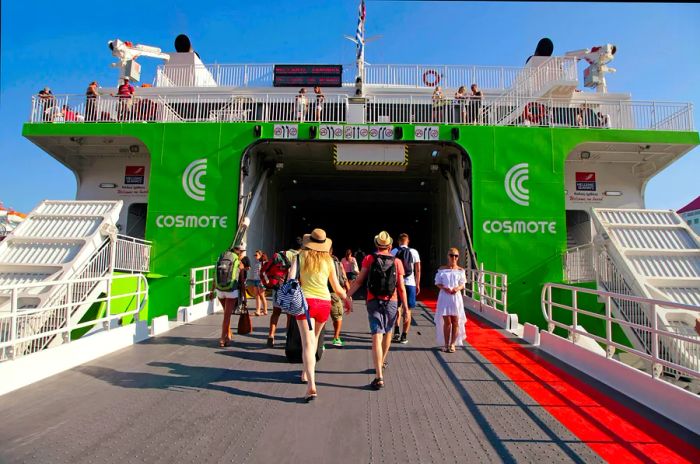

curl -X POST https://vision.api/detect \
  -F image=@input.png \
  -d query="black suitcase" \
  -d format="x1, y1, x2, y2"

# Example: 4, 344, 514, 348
285, 318, 324, 363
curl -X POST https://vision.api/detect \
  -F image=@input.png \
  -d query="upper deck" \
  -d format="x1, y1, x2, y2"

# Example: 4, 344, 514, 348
27, 56, 695, 132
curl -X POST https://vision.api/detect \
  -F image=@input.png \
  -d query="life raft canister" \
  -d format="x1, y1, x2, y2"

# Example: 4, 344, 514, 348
523, 102, 546, 124
422, 69, 440, 87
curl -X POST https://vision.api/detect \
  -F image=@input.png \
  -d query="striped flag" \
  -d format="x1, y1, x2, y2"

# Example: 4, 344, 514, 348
355, 0, 366, 60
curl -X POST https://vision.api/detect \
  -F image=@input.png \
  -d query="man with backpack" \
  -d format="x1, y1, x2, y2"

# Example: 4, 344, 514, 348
391, 233, 421, 344
345, 231, 408, 390
329, 248, 350, 347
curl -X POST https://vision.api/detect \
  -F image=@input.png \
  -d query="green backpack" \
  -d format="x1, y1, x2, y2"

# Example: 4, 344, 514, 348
215, 250, 240, 291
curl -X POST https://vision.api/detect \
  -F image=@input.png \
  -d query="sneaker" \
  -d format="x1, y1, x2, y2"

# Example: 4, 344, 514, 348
399, 333, 408, 344
392, 330, 401, 342
266, 337, 274, 348
331, 337, 344, 347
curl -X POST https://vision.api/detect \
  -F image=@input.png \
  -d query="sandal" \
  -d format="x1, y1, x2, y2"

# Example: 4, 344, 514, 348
304, 393, 317, 403
382, 361, 388, 369
441, 347, 450, 353
370, 378, 385, 390
219, 338, 231, 348
448, 346, 456, 353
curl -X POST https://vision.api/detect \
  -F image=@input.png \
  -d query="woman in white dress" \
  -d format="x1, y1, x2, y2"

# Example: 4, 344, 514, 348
434, 248, 467, 352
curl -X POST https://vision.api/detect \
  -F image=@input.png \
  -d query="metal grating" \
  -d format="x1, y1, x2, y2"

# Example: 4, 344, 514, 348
658, 287, 700, 307
35, 201, 118, 216
1, 242, 82, 265
610, 228, 697, 250
629, 256, 700, 278
19, 217, 101, 238
599, 209, 679, 226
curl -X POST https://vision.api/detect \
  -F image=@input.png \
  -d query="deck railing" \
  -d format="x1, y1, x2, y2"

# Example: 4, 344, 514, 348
465, 265, 508, 313
28, 93, 694, 131
541, 282, 700, 382
114, 235, 152, 273
190, 265, 215, 306
563, 243, 596, 283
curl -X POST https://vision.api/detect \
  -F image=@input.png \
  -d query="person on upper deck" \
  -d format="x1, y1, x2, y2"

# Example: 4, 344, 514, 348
432, 86, 445, 122
467, 83, 483, 124
111, 77, 135, 121
295, 88, 308, 122
454, 86, 468, 124
38, 87, 55, 122
313, 86, 325, 122
85, 81, 99, 122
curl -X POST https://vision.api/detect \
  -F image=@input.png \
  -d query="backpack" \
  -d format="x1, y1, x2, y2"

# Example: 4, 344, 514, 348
260, 251, 292, 290
329, 256, 347, 291
215, 250, 240, 292
366, 253, 397, 298
395, 247, 415, 277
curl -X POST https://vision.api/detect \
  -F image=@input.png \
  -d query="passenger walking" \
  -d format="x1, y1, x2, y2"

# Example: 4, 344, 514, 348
214, 244, 245, 347
329, 248, 350, 347
341, 249, 359, 282
296, 229, 348, 401
346, 231, 408, 390
295, 88, 308, 122
434, 248, 467, 352
313, 86, 325, 121
248, 250, 268, 316
267, 238, 302, 347
85, 81, 99, 122
391, 233, 421, 344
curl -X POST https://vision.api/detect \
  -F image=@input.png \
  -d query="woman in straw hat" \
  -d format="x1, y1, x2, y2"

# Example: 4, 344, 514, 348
297, 228, 348, 402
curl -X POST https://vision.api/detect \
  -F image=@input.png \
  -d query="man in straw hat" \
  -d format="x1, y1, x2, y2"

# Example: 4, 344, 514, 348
346, 231, 408, 390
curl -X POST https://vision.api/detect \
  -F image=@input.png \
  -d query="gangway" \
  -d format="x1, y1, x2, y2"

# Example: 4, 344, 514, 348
0, 201, 151, 360
590, 208, 700, 375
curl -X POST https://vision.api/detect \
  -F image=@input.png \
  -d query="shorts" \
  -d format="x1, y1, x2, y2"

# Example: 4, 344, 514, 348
366, 299, 398, 335
216, 289, 239, 299
295, 298, 331, 324
405, 285, 417, 309
330, 293, 343, 322
246, 279, 264, 289
345, 271, 357, 281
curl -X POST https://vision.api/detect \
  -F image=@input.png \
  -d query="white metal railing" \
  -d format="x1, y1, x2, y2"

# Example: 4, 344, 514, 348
190, 265, 215, 306
564, 243, 596, 283
28, 93, 695, 131
0, 273, 148, 361
29, 93, 347, 124
541, 282, 700, 381
114, 235, 152, 273
465, 265, 508, 313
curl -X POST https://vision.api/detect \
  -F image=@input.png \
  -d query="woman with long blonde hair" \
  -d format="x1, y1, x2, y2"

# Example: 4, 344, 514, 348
296, 228, 347, 402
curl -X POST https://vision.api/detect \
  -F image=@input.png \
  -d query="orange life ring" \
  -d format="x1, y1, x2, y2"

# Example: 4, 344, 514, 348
523, 102, 546, 124
422, 70, 441, 87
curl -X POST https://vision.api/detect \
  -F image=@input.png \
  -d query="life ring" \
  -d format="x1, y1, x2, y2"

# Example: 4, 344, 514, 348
422, 70, 440, 87
523, 102, 546, 124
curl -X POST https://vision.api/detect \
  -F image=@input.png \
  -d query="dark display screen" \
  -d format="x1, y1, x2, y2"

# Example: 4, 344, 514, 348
273, 65, 343, 87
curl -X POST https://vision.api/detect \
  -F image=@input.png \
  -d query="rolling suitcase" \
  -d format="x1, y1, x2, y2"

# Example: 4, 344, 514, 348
285, 318, 324, 363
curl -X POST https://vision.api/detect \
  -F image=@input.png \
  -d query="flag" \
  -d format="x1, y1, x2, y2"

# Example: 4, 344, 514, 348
355, 0, 366, 60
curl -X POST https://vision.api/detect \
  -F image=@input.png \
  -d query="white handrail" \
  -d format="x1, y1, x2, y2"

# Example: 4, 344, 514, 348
541, 282, 700, 380
465, 265, 508, 313
563, 243, 596, 283
190, 265, 215, 306
114, 234, 152, 273
0, 274, 148, 361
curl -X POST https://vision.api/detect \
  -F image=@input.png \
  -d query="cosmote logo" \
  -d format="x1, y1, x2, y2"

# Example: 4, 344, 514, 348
182, 159, 207, 201
155, 158, 228, 229
504, 163, 529, 206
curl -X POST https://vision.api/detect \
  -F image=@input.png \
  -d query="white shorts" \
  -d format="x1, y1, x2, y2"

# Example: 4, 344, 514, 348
216, 289, 239, 299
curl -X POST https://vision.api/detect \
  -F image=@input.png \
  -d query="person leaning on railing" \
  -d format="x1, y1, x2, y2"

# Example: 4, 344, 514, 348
85, 81, 99, 122
432, 86, 445, 122
454, 86, 468, 124
38, 87, 55, 122
467, 83, 483, 124
111, 77, 135, 121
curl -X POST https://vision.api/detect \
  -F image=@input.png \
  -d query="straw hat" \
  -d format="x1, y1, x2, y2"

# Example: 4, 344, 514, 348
302, 228, 332, 252
374, 231, 393, 248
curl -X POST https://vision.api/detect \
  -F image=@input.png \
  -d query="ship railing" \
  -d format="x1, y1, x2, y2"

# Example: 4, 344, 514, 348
114, 235, 152, 273
29, 93, 348, 124
465, 265, 508, 314
563, 243, 596, 283
364, 95, 694, 131
190, 265, 215, 306
541, 282, 700, 383
28, 94, 695, 131
153, 63, 536, 90
0, 274, 148, 362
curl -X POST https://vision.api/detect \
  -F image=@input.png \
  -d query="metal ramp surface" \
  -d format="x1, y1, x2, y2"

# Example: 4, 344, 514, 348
0, 300, 697, 464
592, 208, 700, 372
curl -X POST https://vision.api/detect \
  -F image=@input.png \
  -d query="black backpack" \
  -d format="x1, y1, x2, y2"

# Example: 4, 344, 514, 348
366, 253, 397, 297
395, 247, 414, 277
215, 250, 240, 292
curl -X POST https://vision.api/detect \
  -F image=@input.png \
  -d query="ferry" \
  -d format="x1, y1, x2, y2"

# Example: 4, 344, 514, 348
0, 6, 699, 463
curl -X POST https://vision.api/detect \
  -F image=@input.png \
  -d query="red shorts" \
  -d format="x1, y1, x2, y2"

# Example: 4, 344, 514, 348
295, 298, 331, 324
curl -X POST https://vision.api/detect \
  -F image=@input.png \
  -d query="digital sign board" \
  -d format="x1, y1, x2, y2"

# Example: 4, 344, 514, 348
273, 65, 343, 87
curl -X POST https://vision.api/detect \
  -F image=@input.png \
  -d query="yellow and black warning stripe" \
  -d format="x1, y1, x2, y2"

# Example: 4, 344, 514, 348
332, 145, 409, 167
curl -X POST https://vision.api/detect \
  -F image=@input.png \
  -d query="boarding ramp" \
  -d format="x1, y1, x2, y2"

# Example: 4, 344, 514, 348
591, 208, 700, 376
0, 201, 150, 360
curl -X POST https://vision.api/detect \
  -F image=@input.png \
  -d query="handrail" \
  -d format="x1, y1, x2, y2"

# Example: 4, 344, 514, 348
114, 234, 152, 273
541, 282, 700, 380
563, 243, 596, 283
465, 265, 508, 313
190, 265, 215, 306
0, 273, 148, 361
28, 93, 695, 131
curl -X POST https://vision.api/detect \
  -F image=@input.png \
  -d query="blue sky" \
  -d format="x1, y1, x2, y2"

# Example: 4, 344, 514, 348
1, 1, 698, 213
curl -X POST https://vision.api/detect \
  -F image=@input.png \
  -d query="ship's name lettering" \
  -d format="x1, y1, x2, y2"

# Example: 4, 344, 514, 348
482, 220, 556, 234
156, 215, 228, 229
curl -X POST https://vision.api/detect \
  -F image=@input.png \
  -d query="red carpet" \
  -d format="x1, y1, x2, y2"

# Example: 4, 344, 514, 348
418, 290, 700, 463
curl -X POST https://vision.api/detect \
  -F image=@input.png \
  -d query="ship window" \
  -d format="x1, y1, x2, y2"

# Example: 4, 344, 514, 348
126, 203, 147, 239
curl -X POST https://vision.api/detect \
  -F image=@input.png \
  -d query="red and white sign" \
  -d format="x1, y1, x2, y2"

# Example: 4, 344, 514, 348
124, 166, 145, 185
575, 172, 596, 191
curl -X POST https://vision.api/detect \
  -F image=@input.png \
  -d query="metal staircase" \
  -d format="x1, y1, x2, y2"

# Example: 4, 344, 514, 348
591, 208, 700, 375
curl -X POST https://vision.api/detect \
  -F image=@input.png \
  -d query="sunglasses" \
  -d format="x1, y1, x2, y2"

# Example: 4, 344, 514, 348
448, 254, 459, 258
